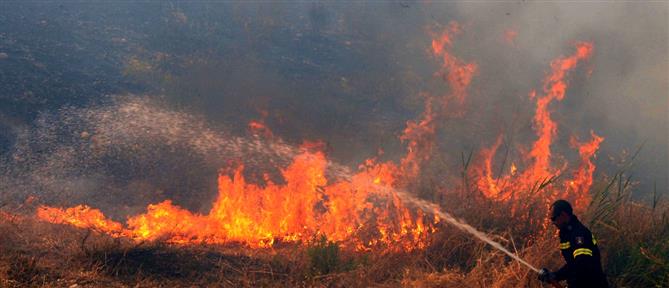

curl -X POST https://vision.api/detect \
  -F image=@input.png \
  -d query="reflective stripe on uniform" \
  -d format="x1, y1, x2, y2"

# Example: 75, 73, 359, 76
592, 234, 597, 245
573, 248, 593, 257
559, 242, 571, 250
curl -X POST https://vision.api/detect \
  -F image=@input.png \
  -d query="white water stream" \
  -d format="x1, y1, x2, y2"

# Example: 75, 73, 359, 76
385, 187, 541, 273
25, 99, 539, 273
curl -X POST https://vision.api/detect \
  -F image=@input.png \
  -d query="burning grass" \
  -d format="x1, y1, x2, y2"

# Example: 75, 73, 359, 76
1, 19, 667, 288
2, 172, 667, 287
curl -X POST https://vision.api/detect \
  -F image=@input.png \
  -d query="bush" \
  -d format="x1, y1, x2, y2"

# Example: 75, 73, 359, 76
307, 235, 349, 275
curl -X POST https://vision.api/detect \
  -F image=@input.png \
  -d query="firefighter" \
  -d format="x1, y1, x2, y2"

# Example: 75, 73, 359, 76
538, 200, 608, 287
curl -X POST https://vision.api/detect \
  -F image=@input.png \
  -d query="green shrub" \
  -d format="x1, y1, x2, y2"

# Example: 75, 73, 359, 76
307, 235, 345, 275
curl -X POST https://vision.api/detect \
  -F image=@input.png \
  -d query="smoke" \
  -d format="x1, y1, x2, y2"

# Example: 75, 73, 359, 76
445, 1, 668, 197
0, 1, 666, 210
0, 96, 320, 218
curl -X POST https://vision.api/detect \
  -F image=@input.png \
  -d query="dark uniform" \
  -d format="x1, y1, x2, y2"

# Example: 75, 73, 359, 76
555, 215, 608, 287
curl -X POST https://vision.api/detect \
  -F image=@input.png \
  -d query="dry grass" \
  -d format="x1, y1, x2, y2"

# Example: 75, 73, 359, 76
1, 174, 667, 287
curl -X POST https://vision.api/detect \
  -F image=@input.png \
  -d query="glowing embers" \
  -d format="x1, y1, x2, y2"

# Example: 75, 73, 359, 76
37, 152, 435, 250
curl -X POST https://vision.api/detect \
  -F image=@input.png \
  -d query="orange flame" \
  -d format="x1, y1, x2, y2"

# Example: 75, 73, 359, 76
33, 26, 602, 252
528, 42, 594, 181
400, 98, 436, 178
510, 163, 517, 175
566, 131, 604, 209
36, 205, 124, 236
475, 42, 600, 209
431, 21, 478, 105
35, 22, 484, 252
503, 29, 518, 46
400, 22, 477, 179
37, 152, 434, 250
476, 135, 505, 199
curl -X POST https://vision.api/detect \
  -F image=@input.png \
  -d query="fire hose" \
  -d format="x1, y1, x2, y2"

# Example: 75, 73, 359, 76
390, 188, 564, 288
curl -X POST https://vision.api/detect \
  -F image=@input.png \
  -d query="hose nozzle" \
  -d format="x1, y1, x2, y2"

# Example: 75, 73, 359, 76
538, 268, 563, 288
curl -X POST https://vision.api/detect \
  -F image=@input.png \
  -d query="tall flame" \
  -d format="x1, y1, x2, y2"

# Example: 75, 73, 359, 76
400, 97, 436, 178
475, 42, 600, 211
400, 21, 477, 178
430, 21, 478, 105
527, 42, 594, 181
34, 26, 601, 251
38, 152, 435, 250
566, 130, 604, 209
35, 23, 477, 250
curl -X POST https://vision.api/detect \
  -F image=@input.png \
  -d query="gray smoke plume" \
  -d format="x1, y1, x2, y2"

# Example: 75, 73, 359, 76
0, 1, 666, 210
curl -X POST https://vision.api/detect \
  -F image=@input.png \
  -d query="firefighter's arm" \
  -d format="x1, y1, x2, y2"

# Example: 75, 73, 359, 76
553, 239, 571, 281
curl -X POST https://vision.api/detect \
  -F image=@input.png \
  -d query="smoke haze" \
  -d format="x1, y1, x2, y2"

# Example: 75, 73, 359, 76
0, 1, 666, 213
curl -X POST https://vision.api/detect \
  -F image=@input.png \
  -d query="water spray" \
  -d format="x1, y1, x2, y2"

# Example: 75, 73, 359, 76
28, 99, 549, 283
374, 183, 568, 287
384, 187, 540, 272
320, 159, 541, 274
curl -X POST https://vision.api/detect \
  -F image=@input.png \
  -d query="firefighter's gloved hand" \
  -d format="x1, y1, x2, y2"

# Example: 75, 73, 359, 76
538, 268, 556, 283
